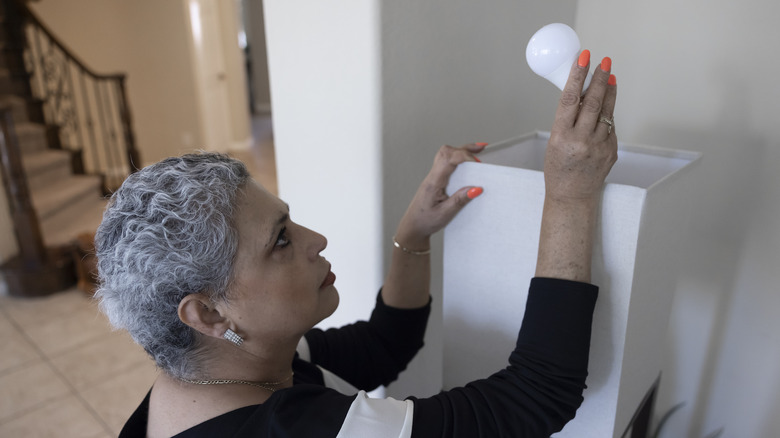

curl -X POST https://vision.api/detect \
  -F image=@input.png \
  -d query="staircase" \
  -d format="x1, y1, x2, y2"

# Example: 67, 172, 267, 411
0, 97, 105, 248
0, 0, 138, 297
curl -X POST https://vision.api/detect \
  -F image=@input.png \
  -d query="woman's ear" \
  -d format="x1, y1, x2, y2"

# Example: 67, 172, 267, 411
178, 294, 230, 339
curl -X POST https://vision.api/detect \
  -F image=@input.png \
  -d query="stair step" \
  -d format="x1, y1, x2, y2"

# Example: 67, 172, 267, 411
40, 195, 107, 247
12, 122, 48, 153
31, 174, 102, 221
0, 94, 29, 123
22, 149, 72, 190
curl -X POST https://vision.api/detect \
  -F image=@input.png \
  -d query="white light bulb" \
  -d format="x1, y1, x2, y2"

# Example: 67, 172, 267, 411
526, 23, 592, 92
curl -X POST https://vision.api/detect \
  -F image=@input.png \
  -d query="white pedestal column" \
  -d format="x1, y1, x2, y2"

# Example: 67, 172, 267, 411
443, 131, 701, 437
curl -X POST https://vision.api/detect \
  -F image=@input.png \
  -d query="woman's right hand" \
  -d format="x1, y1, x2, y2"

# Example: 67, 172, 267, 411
535, 51, 618, 283
544, 50, 618, 202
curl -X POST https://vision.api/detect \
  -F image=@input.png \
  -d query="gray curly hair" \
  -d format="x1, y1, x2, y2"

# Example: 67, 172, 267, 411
95, 152, 250, 379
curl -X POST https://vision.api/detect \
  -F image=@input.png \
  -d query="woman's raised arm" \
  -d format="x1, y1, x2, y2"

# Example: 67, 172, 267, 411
536, 50, 618, 282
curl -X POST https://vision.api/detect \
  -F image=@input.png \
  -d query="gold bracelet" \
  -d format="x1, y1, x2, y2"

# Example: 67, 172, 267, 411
392, 236, 431, 255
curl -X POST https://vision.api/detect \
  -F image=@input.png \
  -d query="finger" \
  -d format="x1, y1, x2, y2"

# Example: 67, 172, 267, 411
427, 145, 475, 188
461, 142, 487, 163
463, 142, 488, 154
595, 74, 618, 137
435, 186, 483, 223
600, 74, 617, 117
575, 57, 612, 132
552, 49, 591, 130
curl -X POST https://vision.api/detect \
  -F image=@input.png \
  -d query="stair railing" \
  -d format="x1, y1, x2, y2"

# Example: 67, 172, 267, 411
7, 0, 140, 192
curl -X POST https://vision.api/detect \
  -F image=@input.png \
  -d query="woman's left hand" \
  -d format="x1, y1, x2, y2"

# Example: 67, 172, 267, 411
394, 143, 486, 251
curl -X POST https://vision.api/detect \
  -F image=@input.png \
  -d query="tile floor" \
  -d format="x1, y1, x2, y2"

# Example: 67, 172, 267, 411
0, 288, 155, 437
0, 115, 276, 436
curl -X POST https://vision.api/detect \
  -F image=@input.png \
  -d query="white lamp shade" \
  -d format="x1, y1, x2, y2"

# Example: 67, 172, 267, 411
443, 132, 701, 437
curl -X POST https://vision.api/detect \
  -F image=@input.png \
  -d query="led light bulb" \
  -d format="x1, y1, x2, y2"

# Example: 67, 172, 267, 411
526, 23, 592, 92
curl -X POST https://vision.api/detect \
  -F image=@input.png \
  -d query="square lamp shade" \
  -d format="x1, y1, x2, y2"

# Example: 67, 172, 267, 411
443, 131, 701, 437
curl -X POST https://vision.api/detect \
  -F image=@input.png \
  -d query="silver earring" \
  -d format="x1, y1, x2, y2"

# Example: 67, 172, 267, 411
223, 328, 243, 346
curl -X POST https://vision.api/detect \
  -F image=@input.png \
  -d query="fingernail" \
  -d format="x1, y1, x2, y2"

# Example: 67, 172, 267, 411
578, 49, 590, 68
473, 156, 482, 163
608, 74, 617, 86
600, 57, 612, 72
467, 187, 483, 199
475, 142, 488, 147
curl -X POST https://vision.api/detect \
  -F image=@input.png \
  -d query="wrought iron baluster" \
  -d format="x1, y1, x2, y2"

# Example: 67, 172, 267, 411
93, 79, 111, 188
64, 56, 84, 155
53, 44, 67, 134
80, 70, 98, 174
31, 24, 46, 103
40, 31, 55, 110
99, 79, 119, 189
116, 77, 139, 174
108, 81, 128, 187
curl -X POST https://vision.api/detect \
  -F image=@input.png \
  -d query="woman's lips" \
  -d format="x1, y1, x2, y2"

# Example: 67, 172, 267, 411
320, 267, 336, 288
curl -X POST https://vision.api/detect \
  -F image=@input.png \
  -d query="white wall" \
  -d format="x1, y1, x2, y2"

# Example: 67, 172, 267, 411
263, 0, 384, 339
575, 1, 780, 436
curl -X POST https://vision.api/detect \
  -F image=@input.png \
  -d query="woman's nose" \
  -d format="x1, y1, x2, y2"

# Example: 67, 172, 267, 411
307, 227, 327, 259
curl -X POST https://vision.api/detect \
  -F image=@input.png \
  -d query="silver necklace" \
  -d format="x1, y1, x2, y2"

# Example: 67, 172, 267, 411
179, 372, 294, 393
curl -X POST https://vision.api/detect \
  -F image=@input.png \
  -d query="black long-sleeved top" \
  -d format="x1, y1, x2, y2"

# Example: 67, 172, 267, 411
120, 277, 598, 437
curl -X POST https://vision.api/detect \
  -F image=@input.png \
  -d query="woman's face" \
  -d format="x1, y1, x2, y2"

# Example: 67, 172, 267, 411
223, 180, 339, 346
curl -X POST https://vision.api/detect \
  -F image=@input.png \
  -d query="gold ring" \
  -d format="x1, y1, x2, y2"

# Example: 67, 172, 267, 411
598, 115, 614, 134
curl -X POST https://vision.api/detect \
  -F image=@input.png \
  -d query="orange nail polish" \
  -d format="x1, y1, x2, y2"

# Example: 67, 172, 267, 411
467, 187, 483, 199
475, 142, 488, 147
601, 57, 612, 72
608, 74, 617, 86
578, 49, 590, 68
473, 156, 482, 163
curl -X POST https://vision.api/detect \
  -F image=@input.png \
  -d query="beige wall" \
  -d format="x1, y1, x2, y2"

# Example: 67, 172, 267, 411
0, 0, 250, 266
216, 0, 252, 148
576, 1, 780, 436
30, 0, 250, 163
30, 0, 204, 165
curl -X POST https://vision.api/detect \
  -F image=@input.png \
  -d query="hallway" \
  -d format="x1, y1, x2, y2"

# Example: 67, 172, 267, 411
0, 115, 277, 436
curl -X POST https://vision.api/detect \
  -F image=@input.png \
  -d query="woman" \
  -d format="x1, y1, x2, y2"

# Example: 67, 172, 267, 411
98, 50, 617, 437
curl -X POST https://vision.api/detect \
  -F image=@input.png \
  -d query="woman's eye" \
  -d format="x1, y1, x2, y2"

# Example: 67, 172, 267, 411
275, 228, 290, 248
